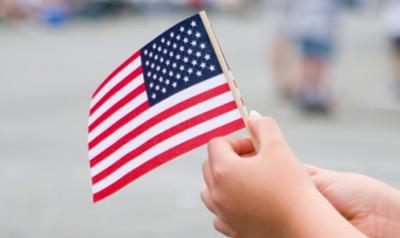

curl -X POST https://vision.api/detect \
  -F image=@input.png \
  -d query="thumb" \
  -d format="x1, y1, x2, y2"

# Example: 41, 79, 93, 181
247, 111, 283, 152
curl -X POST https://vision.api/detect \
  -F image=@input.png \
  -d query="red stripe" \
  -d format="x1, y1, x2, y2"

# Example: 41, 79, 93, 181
90, 66, 143, 116
89, 83, 230, 166
89, 101, 149, 149
88, 83, 147, 133
92, 51, 141, 98
92, 101, 238, 184
92, 118, 245, 202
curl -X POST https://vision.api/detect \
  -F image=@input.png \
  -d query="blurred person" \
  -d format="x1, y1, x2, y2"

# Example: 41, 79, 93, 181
201, 111, 400, 237
0, 0, 39, 21
40, 0, 71, 26
267, 0, 344, 113
384, 0, 400, 99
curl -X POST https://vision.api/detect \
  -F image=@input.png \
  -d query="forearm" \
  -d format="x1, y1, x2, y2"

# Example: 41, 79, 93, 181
287, 188, 367, 238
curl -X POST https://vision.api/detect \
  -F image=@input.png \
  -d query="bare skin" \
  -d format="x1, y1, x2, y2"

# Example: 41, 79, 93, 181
201, 111, 366, 238
305, 165, 400, 238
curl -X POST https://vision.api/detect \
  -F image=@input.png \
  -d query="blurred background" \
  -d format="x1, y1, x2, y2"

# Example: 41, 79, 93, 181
1, 0, 400, 237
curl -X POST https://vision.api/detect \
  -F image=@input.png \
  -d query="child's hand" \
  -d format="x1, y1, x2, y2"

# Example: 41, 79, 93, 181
201, 111, 366, 238
306, 165, 400, 238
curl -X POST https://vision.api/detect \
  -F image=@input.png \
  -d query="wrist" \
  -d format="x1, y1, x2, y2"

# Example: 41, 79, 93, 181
286, 186, 366, 238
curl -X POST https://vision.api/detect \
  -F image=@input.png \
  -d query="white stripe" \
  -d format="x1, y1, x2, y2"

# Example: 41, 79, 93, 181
89, 75, 144, 125
88, 74, 226, 159
91, 56, 141, 107
88, 92, 147, 142
91, 92, 234, 176
92, 109, 241, 193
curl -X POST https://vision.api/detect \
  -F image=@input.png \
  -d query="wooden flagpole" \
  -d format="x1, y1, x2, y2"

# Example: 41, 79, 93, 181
199, 11, 259, 152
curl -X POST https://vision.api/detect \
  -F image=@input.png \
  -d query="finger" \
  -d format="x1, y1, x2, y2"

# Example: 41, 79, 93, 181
303, 164, 321, 176
200, 188, 219, 215
214, 217, 237, 237
202, 159, 214, 189
247, 111, 283, 152
208, 137, 237, 169
225, 136, 255, 155
309, 170, 342, 192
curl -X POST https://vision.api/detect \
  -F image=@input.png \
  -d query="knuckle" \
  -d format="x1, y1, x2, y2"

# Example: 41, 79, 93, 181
213, 164, 228, 181
208, 137, 223, 149
213, 219, 221, 232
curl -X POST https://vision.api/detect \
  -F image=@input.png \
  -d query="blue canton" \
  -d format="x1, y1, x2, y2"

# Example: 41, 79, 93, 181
141, 14, 222, 106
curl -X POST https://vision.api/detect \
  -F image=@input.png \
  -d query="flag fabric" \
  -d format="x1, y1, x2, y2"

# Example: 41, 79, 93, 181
88, 13, 245, 202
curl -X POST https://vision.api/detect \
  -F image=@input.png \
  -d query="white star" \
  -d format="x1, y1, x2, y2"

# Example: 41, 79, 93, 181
200, 43, 206, 49
209, 65, 215, 71
152, 74, 157, 80
160, 57, 164, 63
191, 40, 197, 46
172, 82, 177, 88
151, 63, 155, 68
163, 49, 168, 54
191, 21, 197, 27
187, 29, 193, 35
172, 62, 177, 68
176, 74, 181, 79
172, 43, 177, 49
154, 55, 158, 60
157, 46, 162, 52
161, 87, 167, 94
195, 32, 201, 38
179, 46, 185, 52
200, 62, 206, 68
176, 54, 181, 60
152, 93, 156, 99
147, 72, 152, 77
179, 65, 185, 71
196, 71, 202, 77
156, 65, 161, 71
155, 85, 160, 91
166, 41, 171, 46
183, 57, 189, 63
184, 76, 189, 82
183, 38, 189, 43
145, 60, 150, 66
169, 52, 174, 57
149, 52, 153, 57
162, 68, 167, 74
152, 43, 157, 49
161, 38, 165, 43
188, 68, 193, 74
176, 35, 181, 40
187, 49, 193, 55
165, 79, 170, 85
159, 76, 163, 82
196, 51, 202, 58
169, 71, 174, 77
204, 54, 211, 60
170, 32, 175, 38
149, 82, 154, 88
180, 26, 185, 32
144, 49, 148, 55
192, 60, 198, 66
166, 60, 170, 66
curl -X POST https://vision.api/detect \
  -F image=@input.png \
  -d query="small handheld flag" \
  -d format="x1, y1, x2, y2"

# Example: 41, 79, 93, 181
88, 11, 252, 202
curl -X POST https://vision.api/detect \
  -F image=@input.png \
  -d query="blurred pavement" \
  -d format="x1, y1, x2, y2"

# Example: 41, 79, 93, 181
0, 11, 399, 238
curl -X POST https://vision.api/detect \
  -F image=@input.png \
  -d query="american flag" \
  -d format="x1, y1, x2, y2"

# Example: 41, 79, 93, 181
88, 13, 245, 202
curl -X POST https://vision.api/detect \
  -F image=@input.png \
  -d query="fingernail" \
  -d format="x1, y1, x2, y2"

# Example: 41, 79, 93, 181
249, 110, 262, 119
